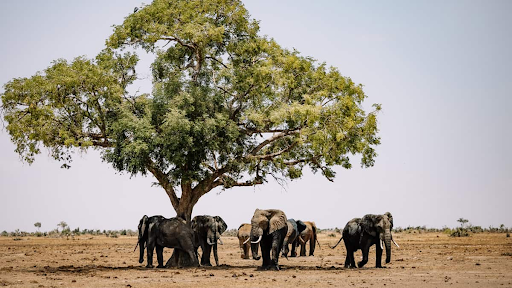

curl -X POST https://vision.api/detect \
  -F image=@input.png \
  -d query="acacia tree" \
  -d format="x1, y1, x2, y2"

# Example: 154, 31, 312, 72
2, 1, 380, 225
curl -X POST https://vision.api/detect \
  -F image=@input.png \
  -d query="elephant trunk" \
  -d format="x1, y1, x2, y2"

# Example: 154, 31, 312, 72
251, 242, 260, 260
138, 239, 145, 264
384, 230, 392, 264
250, 227, 262, 260
213, 241, 219, 266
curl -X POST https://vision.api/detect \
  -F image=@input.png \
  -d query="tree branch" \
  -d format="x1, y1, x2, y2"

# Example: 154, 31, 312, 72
146, 159, 180, 210
206, 56, 228, 69
248, 129, 300, 156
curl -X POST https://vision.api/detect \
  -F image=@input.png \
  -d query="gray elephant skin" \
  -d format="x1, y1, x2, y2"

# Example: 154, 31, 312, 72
332, 212, 397, 268
137, 215, 199, 268
250, 209, 288, 270
281, 219, 307, 258
191, 215, 227, 266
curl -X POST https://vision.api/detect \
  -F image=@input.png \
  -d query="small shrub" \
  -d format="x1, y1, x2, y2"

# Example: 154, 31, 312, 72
1, 231, 8, 237
506, 233, 510, 238
223, 229, 238, 237
327, 233, 336, 237
450, 227, 470, 237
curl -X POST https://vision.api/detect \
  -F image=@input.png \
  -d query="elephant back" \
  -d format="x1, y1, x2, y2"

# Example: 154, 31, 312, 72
237, 223, 251, 238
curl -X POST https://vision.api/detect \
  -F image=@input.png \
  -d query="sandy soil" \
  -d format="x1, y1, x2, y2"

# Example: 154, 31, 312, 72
1, 232, 511, 287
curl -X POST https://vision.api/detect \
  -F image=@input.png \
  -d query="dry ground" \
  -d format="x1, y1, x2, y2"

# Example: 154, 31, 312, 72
1, 232, 511, 287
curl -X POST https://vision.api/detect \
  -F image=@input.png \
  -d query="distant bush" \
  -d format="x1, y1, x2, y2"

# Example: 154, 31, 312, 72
223, 229, 237, 237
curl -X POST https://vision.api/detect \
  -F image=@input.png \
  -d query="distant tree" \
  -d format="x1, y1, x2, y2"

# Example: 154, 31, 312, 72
34, 222, 41, 231
0, 0, 381, 265
57, 221, 68, 232
457, 218, 469, 228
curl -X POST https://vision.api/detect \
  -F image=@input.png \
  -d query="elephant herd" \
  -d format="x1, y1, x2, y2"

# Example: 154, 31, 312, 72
136, 210, 398, 271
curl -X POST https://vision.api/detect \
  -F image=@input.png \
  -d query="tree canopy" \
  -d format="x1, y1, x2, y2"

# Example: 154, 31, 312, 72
1, 0, 381, 222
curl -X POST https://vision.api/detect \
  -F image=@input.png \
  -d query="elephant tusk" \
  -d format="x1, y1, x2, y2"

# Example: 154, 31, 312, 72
207, 238, 214, 246
134, 242, 139, 252
380, 239, 384, 250
218, 238, 223, 245
298, 236, 305, 244
251, 235, 262, 244
243, 238, 250, 245
392, 239, 400, 248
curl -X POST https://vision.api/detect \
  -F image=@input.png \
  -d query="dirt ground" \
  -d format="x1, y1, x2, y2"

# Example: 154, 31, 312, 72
1, 232, 511, 287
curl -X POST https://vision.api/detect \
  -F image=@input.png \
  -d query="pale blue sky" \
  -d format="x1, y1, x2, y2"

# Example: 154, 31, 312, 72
1, 0, 511, 232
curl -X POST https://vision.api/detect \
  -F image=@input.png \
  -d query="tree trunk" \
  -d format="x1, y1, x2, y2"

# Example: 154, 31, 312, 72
166, 249, 197, 268
165, 189, 197, 267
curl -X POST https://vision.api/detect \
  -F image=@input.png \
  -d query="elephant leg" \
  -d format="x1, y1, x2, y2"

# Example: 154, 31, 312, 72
244, 243, 250, 259
300, 242, 306, 257
344, 253, 351, 268
290, 240, 297, 257
201, 242, 212, 266
146, 240, 155, 268
375, 241, 383, 268
186, 248, 200, 267
270, 232, 282, 270
358, 242, 371, 268
260, 239, 271, 269
239, 238, 245, 259
156, 245, 164, 268
309, 236, 316, 256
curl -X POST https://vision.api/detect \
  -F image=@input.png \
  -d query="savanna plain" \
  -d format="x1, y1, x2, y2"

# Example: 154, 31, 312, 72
1, 232, 511, 287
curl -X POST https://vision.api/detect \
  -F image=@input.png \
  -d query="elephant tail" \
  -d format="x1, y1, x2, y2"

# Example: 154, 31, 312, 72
329, 236, 343, 249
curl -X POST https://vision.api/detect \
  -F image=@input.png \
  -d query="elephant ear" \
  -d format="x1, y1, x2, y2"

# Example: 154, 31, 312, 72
214, 216, 228, 234
384, 212, 394, 229
360, 214, 378, 237
191, 216, 199, 231
269, 210, 287, 234
296, 220, 307, 234
139, 215, 148, 239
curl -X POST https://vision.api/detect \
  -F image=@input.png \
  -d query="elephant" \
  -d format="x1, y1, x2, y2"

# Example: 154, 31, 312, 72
137, 215, 199, 268
250, 209, 288, 270
237, 223, 256, 259
135, 215, 165, 265
331, 212, 399, 268
294, 221, 320, 256
191, 215, 227, 266
281, 219, 307, 258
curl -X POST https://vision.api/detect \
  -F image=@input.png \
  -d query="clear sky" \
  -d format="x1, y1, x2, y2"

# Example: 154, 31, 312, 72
1, 0, 511, 232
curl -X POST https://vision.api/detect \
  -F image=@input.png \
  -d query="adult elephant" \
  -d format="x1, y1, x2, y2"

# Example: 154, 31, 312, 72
191, 215, 227, 266
137, 215, 199, 268
237, 223, 255, 259
331, 212, 398, 268
295, 221, 320, 256
135, 215, 165, 265
250, 209, 288, 270
281, 219, 307, 258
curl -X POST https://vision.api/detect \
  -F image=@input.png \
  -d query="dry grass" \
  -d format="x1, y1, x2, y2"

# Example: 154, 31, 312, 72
1, 232, 511, 287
